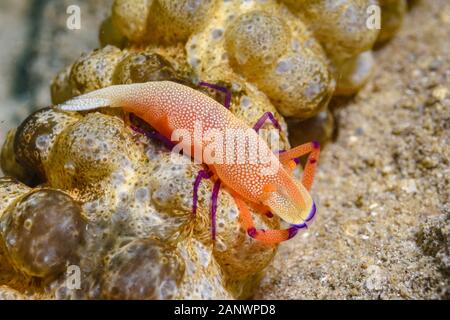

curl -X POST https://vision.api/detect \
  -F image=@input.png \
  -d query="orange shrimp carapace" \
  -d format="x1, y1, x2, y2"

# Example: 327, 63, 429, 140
57, 81, 320, 245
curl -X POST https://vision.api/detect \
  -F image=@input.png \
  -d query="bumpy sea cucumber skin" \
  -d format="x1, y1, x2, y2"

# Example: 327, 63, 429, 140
111, 0, 152, 43
0, 189, 87, 278
223, 8, 334, 118
0, 285, 27, 300
69, 45, 127, 96
0, 178, 31, 217
334, 50, 375, 95
51, 47, 289, 141
280, 0, 380, 95
187, 0, 334, 118
376, 0, 407, 44
282, 0, 380, 62
104, 0, 385, 115
0, 131, 29, 183
0, 105, 281, 299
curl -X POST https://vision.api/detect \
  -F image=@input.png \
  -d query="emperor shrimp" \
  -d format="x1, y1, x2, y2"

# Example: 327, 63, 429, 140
57, 81, 320, 245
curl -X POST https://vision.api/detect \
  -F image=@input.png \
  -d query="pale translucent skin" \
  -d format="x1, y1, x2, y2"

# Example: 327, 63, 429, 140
57, 81, 313, 225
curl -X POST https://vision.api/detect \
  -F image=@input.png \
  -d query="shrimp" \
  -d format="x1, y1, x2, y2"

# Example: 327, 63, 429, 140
56, 81, 320, 245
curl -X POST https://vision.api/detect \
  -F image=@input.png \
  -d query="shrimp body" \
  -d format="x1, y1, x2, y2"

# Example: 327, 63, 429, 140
57, 81, 318, 240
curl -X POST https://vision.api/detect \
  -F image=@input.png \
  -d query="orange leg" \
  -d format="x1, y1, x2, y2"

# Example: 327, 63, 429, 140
278, 141, 320, 191
232, 193, 303, 245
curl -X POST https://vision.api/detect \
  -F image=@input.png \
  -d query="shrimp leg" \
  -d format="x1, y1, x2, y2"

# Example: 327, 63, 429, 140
233, 193, 315, 245
192, 169, 213, 216
253, 111, 282, 132
278, 141, 321, 191
198, 81, 232, 109
210, 180, 221, 240
192, 169, 222, 240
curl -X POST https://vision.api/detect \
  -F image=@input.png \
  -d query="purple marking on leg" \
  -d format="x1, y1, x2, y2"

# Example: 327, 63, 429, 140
253, 112, 282, 133
192, 169, 212, 216
294, 222, 308, 229
312, 140, 320, 149
287, 226, 300, 240
210, 179, 221, 240
290, 201, 316, 233
247, 227, 257, 238
277, 150, 300, 165
199, 81, 231, 109
129, 121, 175, 150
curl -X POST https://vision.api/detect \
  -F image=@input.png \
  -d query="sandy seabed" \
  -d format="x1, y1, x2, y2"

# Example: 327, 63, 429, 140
258, 0, 449, 299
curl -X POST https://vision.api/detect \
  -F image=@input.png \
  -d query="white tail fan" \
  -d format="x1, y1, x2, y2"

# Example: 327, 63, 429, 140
56, 97, 112, 111
55, 83, 148, 111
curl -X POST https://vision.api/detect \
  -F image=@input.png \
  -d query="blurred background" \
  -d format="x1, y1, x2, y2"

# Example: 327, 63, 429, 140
0, 0, 112, 148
